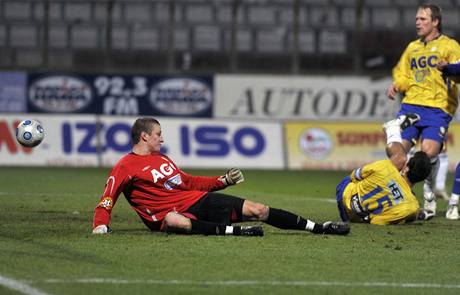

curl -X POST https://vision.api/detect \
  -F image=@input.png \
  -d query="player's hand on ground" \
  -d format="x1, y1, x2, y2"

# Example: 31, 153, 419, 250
220, 168, 245, 186
387, 84, 399, 100
92, 224, 111, 234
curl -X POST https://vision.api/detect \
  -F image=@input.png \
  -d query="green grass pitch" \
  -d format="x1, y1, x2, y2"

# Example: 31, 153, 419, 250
1, 167, 460, 295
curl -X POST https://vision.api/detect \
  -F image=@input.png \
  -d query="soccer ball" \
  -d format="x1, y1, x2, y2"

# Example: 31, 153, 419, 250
16, 119, 45, 147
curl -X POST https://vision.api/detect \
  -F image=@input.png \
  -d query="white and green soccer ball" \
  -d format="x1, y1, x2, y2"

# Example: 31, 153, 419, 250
16, 119, 45, 148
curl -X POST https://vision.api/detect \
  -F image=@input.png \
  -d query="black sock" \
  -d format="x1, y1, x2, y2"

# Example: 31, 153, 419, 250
311, 223, 324, 234
190, 219, 227, 235
265, 207, 310, 230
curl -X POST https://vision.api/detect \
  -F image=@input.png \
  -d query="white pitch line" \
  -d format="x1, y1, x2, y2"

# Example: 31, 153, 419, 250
0, 275, 52, 295
32, 278, 460, 289
0, 191, 97, 198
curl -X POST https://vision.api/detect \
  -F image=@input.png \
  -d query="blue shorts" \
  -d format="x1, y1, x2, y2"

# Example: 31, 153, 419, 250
397, 104, 451, 144
336, 176, 351, 222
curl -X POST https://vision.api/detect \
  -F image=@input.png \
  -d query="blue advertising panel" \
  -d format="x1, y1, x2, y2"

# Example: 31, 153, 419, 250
27, 73, 99, 113
27, 73, 213, 117
148, 76, 213, 117
0, 71, 27, 113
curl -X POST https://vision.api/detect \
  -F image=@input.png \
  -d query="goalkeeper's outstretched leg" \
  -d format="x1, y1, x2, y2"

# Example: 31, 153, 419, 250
241, 200, 350, 235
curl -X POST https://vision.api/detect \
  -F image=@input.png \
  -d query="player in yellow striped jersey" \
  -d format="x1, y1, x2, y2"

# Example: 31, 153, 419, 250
386, 4, 460, 216
336, 114, 432, 225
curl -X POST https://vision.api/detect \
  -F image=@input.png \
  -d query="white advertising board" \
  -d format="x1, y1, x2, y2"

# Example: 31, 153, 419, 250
215, 74, 399, 121
99, 116, 284, 168
0, 114, 100, 166
0, 114, 284, 169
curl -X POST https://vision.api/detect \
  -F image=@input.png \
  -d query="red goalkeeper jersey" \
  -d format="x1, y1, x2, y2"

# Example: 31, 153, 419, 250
93, 152, 226, 231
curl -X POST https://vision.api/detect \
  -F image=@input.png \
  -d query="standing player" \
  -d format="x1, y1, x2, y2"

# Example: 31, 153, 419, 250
336, 114, 432, 225
92, 117, 350, 236
386, 4, 460, 216
437, 61, 460, 219
446, 163, 460, 219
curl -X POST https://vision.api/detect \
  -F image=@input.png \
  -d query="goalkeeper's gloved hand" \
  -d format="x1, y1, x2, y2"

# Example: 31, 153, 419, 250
220, 167, 245, 186
92, 224, 112, 234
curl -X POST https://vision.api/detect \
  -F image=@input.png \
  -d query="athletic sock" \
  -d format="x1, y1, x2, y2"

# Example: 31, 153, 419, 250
449, 194, 459, 206
265, 207, 321, 232
190, 219, 227, 235
189, 219, 243, 236
450, 163, 460, 206
423, 157, 440, 202
385, 124, 402, 144
311, 224, 325, 234
427, 157, 440, 186
436, 152, 448, 191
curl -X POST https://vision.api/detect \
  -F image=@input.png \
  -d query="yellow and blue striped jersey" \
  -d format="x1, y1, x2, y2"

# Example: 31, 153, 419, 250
342, 160, 419, 225
392, 35, 460, 116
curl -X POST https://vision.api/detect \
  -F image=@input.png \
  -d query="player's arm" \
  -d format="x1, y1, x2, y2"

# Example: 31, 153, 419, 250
350, 162, 377, 183
179, 167, 244, 191
438, 61, 460, 76
443, 40, 460, 82
385, 142, 407, 171
382, 114, 420, 171
161, 155, 243, 191
445, 63, 460, 75
388, 46, 411, 99
383, 119, 407, 171
349, 120, 410, 180
92, 164, 130, 234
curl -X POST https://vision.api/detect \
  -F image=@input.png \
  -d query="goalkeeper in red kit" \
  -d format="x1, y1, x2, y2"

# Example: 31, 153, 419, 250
92, 117, 350, 237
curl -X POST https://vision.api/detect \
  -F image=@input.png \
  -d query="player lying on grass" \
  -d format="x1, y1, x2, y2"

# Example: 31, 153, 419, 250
92, 117, 350, 236
336, 114, 433, 225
